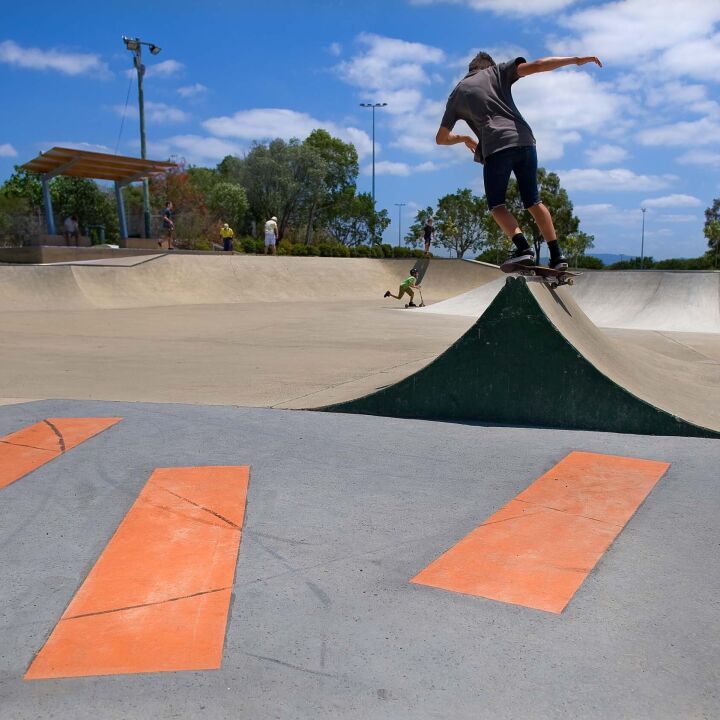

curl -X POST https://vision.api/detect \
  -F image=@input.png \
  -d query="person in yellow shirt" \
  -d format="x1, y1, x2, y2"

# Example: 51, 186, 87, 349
220, 222, 234, 252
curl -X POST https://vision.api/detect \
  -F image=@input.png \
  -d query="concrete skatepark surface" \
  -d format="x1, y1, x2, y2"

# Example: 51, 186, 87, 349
0, 255, 718, 718
2, 399, 719, 720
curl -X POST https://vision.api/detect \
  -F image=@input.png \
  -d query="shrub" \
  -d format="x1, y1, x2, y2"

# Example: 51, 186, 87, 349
574, 255, 604, 269
352, 245, 371, 257
241, 236, 264, 254
290, 244, 308, 256
380, 243, 394, 258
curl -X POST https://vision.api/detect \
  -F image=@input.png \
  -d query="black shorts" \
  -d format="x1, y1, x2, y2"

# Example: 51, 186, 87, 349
483, 145, 540, 210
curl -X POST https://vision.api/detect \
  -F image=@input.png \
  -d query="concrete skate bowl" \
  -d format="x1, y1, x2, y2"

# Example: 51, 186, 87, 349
420, 270, 720, 334
291, 277, 720, 438
0, 255, 502, 311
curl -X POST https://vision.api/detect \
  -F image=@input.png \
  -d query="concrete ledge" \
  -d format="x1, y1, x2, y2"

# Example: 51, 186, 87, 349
27, 234, 92, 247
0, 246, 167, 264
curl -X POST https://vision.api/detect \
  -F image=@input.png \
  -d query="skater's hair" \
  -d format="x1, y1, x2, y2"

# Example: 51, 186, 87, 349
468, 51, 495, 73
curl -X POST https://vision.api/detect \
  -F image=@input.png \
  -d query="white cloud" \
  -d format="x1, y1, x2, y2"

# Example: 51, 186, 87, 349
513, 70, 629, 160
177, 83, 208, 98
0, 143, 18, 157
551, 0, 720, 65
410, 0, 577, 17
124, 59, 184, 79
41, 141, 113, 154
364, 160, 440, 176
110, 101, 190, 124
640, 194, 702, 208
585, 144, 628, 165
559, 168, 676, 192
202, 108, 373, 157
677, 150, 720, 168
657, 32, 720, 82
0, 39, 109, 77
638, 117, 720, 147
328, 42, 342, 57
144, 135, 244, 164
336, 33, 444, 115
658, 214, 699, 223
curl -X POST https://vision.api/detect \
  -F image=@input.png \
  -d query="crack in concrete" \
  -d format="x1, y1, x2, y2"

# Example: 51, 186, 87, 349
514, 498, 623, 528
244, 652, 339, 678
62, 586, 231, 621
158, 486, 240, 529
0, 439, 57, 453
42, 419, 66, 454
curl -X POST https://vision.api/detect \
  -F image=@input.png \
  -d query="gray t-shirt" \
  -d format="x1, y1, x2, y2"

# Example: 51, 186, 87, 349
440, 57, 535, 164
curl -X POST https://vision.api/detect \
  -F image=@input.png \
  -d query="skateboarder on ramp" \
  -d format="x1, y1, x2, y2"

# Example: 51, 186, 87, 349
435, 51, 602, 272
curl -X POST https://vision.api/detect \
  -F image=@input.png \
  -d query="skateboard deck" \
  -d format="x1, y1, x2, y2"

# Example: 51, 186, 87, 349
500, 261, 581, 287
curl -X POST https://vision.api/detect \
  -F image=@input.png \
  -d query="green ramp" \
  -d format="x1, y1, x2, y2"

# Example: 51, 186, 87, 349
322, 277, 719, 438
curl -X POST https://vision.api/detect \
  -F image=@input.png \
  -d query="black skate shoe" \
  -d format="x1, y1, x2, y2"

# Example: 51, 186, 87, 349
507, 246, 535, 265
549, 255, 569, 270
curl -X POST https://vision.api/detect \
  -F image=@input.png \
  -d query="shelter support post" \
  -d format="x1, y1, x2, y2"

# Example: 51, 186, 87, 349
115, 181, 129, 244
41, 175, 55, 235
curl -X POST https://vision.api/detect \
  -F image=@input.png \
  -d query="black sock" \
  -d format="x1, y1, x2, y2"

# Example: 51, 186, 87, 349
512, 233, 530, 251
547, 240, 562, 259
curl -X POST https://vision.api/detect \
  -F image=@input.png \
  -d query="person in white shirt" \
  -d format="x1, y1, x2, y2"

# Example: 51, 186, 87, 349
264, 216, 278, 255
63, 215, 80, 246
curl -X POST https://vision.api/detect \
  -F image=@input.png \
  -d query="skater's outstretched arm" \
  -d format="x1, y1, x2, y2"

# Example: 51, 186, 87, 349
436, 127, 477, 154
517, 56, 602, 77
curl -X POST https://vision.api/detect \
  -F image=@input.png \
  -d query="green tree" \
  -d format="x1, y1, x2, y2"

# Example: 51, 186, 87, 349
1, 168, 43, 211
435, 189, 490, 258
50, 176, 119, 242
564, 231, 595, 267
325, 190, 390, 246
705, 219, 720, 268
207, 182, 249, 231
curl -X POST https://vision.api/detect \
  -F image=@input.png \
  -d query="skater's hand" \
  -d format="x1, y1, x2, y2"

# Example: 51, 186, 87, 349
463, 136, 478, 153
577, 56, 602, 67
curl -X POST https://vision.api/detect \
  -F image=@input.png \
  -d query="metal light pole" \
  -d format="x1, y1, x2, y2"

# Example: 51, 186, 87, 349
394, 203, 406, 247
123, 36, 161, 239
640, 207, 647, 269
360, 102, 387, 242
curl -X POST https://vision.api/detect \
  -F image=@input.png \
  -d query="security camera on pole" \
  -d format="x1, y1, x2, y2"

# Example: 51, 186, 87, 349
123, 36, 161, 240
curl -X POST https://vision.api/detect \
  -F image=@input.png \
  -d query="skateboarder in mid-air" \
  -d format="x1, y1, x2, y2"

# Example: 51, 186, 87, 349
384, 268, 421, 307
436, 52, 602, 270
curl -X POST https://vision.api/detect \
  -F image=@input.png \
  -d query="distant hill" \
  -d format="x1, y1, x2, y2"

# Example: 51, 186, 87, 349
589, 253, 631, 265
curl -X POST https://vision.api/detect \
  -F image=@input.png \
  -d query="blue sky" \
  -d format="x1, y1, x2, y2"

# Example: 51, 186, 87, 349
1, 0, 719, 258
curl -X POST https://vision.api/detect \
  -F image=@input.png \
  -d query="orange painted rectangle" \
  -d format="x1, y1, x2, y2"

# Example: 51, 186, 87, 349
412, 451, 670, 613
25, 466, 250, 679
0, 417, 123, 489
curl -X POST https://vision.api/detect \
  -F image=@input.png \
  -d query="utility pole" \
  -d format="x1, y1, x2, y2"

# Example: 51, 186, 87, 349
394, 203, 406, 247
360, 102, 387, 242
640, 207, 647, 269
123, 36, 161, 239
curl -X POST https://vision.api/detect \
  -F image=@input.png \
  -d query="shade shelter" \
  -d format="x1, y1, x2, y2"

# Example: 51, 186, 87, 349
21, 147, 177, 242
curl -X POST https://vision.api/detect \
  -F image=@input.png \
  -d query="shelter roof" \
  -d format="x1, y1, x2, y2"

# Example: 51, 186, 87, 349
21, 146, 177, 183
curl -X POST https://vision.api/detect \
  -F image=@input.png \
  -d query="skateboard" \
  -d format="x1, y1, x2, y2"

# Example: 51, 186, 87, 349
500, 261, 581, 288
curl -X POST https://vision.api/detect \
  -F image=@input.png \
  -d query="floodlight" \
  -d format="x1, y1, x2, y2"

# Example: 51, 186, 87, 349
122, 36, 140, 51
149, 44, 161, 56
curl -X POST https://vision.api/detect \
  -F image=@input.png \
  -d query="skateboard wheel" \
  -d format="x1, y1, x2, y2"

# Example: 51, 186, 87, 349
567, 279, 574, 286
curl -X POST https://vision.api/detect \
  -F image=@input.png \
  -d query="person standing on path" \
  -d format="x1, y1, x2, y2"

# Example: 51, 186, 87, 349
423, 216, 435, 257
264, 215, 278, 255
220, 222, 234, 252
161, 201, 175, 250
63, 215, 80, 246
436, 53, 602, 270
